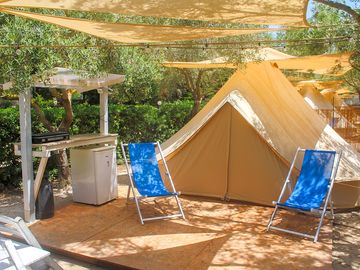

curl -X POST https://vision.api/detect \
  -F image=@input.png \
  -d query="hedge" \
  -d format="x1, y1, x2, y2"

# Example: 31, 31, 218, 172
0, 100, 192, 188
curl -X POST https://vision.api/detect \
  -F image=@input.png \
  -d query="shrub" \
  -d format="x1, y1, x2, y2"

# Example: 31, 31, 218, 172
0, 101, 192, 187
0, 107, 21, 188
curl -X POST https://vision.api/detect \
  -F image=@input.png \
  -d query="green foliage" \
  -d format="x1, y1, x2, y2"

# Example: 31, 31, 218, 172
0, 12, 122, 93
0, 105, 60, 188
0, 101, 192, 187
278, 2, 357, 56
109, 48, 165, 104
113, 100, 193, 142
277, 2, 360, 95
71, 104, 100, 134
0, 108, 21, 187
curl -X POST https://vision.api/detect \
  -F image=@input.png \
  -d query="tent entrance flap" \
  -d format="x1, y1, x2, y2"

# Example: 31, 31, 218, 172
164, 103, 291, 205
164, 105, 232, 199
226, 106, 290, 205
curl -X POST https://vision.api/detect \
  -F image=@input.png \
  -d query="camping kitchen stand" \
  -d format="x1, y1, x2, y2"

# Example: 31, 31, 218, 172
14, 70, 125, 222
14, 134, 118, 202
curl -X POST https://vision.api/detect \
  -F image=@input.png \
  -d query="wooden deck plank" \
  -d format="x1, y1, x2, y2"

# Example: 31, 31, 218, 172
29, 187, 332, 270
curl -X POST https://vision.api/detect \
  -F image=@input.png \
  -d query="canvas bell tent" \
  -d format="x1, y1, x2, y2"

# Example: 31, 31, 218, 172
298, 82, 344, 126
321, 88, 349, 109
298, 82, 359, 140
160, 62, 360, 208
298, 82, 333, 111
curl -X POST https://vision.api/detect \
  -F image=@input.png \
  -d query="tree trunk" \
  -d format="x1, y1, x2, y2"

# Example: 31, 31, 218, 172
180, 69, 205, 119
54, 149, 71, 188
54, 90, 73, 186
32, 89, 73, 187
190, 97, 203, 118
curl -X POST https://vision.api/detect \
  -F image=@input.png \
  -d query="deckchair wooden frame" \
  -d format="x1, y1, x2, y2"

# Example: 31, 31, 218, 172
121, 142, 185, 224
267, 147, 342, 242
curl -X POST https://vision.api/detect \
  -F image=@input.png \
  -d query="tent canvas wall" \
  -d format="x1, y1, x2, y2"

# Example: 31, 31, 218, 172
160, 62, 360, 208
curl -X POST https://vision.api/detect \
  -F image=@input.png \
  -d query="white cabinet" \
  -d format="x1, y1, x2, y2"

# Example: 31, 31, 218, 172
70, 146, 118, 205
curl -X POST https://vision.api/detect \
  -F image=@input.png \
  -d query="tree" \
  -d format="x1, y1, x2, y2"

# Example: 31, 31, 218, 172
276, 0, 360, 99
180, 69, 205, 117
174, 68, 232, 118
0, 13, 117, 186
0, 10, 176, 185
312, 0, 360, 97
32, 89, 74, 186
313, 0, 360, 24
159, 30, 271, 118
109, 47, 165, 105
344, 49, 360, 96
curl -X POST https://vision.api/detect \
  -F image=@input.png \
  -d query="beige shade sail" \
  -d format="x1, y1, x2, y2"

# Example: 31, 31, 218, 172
163, 48, 352, 76
160, 62, 360, 208
163, 58, 236, 69
277, 53, 352, 75
0, 0, 309, 26
0, 8, 286, 43
163, 47, 294, 69
295, 79, 344, 90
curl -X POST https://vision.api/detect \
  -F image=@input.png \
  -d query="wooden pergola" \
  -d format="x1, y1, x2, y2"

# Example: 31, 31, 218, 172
17, 68, 125, 222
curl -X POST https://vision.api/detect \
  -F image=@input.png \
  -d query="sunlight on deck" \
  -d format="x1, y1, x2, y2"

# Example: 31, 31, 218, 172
30, 186, 332, 270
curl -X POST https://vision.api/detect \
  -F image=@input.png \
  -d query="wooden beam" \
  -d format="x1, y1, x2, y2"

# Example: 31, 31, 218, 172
19, 89, 35, 222
34, 157, 49, 200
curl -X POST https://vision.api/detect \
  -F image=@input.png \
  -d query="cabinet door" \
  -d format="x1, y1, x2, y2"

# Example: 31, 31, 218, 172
71, 149, 97, 204
94, 149, 114, 204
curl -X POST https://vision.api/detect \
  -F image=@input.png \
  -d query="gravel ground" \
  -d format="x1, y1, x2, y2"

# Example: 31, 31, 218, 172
332, 210, 360, 270
1, 188, 359, 270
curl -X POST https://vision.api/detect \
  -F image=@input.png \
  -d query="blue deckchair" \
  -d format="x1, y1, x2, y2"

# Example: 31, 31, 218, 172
267, 148, 341, 242
121, 142, 185, 224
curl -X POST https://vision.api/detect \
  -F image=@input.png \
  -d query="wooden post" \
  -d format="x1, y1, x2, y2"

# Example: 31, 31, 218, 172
99, 88, 109, 135
19, 89, 35, 222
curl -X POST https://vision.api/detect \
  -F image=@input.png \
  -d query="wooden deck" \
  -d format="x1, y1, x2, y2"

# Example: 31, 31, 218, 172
30, 186, 332, 270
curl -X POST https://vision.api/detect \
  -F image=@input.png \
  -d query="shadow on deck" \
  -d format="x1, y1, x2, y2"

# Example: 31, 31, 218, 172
30, 185, 333, 270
